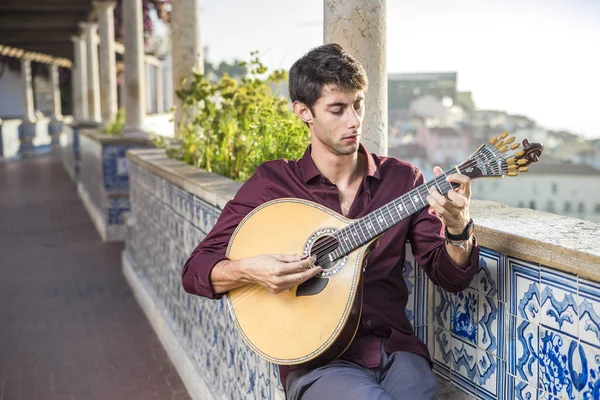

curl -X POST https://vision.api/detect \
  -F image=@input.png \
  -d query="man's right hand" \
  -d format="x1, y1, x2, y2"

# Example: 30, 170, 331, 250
242, 254, 322, 294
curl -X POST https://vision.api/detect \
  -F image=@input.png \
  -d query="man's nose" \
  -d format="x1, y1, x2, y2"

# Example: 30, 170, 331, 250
347, 109, 361, 129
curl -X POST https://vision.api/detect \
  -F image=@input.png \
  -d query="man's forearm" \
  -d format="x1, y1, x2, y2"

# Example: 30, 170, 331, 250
210, 259, 251, 295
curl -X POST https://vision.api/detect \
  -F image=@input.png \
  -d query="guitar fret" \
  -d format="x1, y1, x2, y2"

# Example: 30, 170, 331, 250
378, 209, 390, 229
393, 200, 403, 219
373, 212, 383, 232
434, 176, 444, 193
400, 197, 409, 215
357, 219, 367, 241
407, 192, 417, 211
386, 204, 396, 224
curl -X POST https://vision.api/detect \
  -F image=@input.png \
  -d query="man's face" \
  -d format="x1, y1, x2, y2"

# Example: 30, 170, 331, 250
310, 84, 365, 156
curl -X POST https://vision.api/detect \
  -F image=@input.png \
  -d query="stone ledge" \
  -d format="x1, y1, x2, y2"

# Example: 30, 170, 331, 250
127, 149, 600, 281
472, 200, 600, 281
127, 148, 241, 209
78, 127, 154, 146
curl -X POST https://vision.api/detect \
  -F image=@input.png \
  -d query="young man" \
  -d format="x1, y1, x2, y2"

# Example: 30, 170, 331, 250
182, 43, 479, 400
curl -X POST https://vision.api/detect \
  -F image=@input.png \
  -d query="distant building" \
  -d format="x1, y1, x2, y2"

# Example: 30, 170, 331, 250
388, 72, 457, 110
471, 157, 600, 223
416, 126, 469, 166
409, 95, 465, 127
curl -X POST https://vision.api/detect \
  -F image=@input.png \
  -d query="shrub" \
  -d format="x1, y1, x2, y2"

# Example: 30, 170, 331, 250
104, 108, 125, 136
158, 53, 309, 182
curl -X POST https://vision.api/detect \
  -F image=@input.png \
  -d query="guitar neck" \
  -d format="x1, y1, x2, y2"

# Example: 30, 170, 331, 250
330, 168, 460, 259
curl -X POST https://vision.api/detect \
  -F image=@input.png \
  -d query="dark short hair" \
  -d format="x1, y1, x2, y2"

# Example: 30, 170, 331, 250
289, 43, 368, 112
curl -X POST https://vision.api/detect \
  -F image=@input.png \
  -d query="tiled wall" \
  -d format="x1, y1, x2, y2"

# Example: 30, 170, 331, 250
61, 125, 79, 182
77, 133, 150, 240
128, 162, 284, 400
433, 251, 600, 400
127, 158, 600, 400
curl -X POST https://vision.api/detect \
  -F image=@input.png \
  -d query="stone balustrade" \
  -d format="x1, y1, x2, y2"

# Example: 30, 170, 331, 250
124, 148, 600, 400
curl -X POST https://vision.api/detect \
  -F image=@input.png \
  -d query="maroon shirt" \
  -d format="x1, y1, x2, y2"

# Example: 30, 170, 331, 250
182, 144, 479, 386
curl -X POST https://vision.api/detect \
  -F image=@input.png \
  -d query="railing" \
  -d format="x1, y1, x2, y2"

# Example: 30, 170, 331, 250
124, 148, 600, 400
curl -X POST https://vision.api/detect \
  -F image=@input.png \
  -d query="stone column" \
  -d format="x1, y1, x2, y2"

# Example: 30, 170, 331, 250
122, 0, 146, 136
324, 0, 388, 155
171, 0, 203, 137
50, 64, 63, 121
95, 1, 118, 123
49, 64, 63, 139
21, 58, 36, 124
71, 35, 89, 121
80, 22, 102, 123
20, 57, 37, 143
156, 64, 164, 113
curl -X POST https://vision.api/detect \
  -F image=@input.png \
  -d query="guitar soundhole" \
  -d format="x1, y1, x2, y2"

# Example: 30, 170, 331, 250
311, 235, 338, 270
297, 230, 347, 297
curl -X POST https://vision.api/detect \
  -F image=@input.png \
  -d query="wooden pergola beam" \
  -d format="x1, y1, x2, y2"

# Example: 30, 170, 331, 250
0, 12, 85, 30
0, 29, 79, 45
0, 44, 72, 68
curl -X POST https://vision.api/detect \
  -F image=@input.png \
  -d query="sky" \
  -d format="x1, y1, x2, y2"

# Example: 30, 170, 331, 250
196, 0, 600, 139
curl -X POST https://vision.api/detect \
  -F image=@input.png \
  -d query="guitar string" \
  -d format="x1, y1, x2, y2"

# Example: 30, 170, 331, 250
305, 154, 508, 259
231, 286, 264, 310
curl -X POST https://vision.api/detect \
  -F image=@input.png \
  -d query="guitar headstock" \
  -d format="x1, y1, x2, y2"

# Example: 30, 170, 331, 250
458, 131, 544, 179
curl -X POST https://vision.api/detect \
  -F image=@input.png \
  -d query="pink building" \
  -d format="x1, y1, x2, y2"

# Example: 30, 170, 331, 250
417, 126, 470, 166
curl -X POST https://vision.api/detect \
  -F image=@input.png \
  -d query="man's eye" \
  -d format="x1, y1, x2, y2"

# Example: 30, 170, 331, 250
331, 109, 343, 115
354, 102, 363, 110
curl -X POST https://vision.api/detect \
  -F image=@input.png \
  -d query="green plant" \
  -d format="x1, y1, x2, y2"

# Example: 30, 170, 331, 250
160, 52, 309, 182
104, 108, 125, 136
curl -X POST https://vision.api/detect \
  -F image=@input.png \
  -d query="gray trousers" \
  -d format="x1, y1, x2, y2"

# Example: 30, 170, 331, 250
285, 349, 438, 400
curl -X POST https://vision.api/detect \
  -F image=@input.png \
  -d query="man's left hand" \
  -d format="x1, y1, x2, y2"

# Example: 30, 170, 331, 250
426, 166, 471, 235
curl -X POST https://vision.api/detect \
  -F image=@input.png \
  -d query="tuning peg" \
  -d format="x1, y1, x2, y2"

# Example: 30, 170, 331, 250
490, 136, 499, 145
505, 136, 516, 144
517, 158, 528, 165
519, 167, 529, 172
508, 171, 518, 176
506, 157, 516, 164
514, 150, 525, 157
501, 131, 509, 139
499, 145, 508, 153
508, 165, 517, 171
510, 143, 520, 150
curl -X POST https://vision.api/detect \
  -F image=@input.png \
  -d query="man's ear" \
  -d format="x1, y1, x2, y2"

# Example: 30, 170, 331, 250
293, 101, 313, 125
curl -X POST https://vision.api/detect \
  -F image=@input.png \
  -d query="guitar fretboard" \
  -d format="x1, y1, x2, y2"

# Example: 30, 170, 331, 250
329, 169, 460, 260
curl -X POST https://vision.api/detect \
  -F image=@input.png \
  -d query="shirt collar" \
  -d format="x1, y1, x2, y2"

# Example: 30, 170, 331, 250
298, 143, 381, 184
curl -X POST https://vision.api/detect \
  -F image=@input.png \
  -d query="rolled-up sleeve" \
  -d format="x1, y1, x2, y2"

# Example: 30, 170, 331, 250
182, 166, 269, 299
407, 170, 480, 293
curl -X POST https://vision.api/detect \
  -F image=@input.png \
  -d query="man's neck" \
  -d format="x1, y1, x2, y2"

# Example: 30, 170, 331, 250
310, 143, 365, 189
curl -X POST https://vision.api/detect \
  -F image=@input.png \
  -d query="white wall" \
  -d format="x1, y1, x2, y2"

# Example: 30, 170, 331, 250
472, 174, 600, 222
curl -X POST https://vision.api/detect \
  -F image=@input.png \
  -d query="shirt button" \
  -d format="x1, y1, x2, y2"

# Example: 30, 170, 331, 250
366, 320, 372, 326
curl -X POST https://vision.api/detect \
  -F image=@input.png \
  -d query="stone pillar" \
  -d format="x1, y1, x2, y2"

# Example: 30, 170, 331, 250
156, 64, 164, 113
171, 0, 203, 137
95, 1, 118, 123
324, 0, 387, 155
80, 22, 102, 123
21, 58, 36, 124
122, 0, 146, 136
20, 57, 37, 143
50, 64, 63, 121
71, 35, 88, 121
49, 64, 63, 139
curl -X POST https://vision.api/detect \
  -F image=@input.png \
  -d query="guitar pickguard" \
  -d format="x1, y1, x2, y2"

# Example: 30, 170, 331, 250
296, 277, 329, 297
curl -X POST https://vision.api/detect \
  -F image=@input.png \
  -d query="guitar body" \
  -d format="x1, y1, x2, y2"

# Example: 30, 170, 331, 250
226, 198, 375, 367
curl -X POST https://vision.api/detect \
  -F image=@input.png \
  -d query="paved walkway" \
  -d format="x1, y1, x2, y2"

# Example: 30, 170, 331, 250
0, 156, 190, 400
